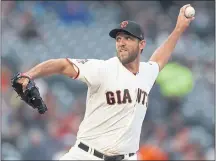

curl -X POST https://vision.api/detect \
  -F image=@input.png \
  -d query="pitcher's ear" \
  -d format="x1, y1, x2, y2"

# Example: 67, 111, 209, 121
140, 40, 146, 50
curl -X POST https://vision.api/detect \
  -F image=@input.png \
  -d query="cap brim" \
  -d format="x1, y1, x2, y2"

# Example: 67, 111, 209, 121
109, 28, 142, 40
109, 28, 133, 39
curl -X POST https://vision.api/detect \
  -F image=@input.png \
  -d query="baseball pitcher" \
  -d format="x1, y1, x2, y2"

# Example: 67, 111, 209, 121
11, 4, 194, 161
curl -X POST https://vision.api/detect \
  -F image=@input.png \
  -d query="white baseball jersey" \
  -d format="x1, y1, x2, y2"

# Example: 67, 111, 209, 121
66, 57, 159, 155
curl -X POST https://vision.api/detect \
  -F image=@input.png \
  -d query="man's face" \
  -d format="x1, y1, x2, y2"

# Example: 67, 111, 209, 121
116, 32, 144, 65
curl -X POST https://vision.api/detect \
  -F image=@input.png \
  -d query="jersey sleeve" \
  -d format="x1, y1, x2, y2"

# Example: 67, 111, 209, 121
66, 58, 105, 87
144, 61, 160, 93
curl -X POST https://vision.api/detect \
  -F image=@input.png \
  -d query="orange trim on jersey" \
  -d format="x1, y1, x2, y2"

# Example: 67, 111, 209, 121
65, 58, 80, 79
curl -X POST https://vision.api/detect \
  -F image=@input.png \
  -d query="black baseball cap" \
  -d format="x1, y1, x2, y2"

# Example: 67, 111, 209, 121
109, 20, 144, 40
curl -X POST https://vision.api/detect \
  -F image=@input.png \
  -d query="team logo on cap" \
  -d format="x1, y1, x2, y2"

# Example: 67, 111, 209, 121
120, 21, 128, 28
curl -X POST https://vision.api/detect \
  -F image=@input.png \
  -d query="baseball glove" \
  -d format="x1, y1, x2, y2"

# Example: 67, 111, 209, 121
11, 73, 48, 114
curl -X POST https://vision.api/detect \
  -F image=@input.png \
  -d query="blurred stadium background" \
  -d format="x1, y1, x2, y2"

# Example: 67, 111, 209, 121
1, 1, 215, 160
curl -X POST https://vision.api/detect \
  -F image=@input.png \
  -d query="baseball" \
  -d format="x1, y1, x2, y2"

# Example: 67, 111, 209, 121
184, 6, 195, 18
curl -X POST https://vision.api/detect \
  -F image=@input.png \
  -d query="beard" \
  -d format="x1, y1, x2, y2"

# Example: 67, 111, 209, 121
117, 47, 139, 65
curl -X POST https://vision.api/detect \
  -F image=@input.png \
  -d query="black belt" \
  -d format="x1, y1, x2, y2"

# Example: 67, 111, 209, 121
78, 142, 135, 161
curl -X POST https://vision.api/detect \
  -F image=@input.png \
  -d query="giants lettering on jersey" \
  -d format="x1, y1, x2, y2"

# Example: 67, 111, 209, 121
106, 88, 148, 106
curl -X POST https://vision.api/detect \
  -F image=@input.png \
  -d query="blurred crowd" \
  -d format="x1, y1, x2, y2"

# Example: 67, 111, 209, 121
1, 1, 215, 160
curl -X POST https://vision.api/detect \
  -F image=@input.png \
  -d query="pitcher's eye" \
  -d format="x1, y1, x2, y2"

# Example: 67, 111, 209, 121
126, 36, 131, 40
116, 37, 121, 42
